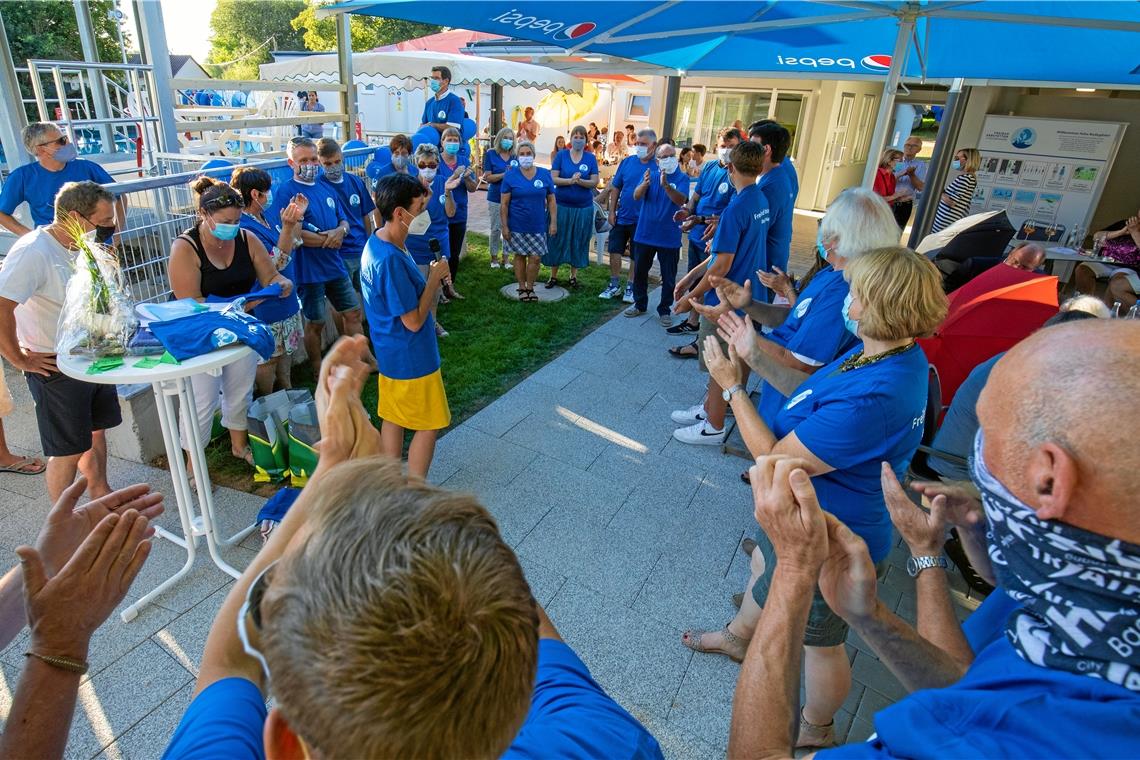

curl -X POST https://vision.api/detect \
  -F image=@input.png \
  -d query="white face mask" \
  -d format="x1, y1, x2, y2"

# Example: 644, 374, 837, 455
419, 167, 437, 182
658, 157, 679, 175
635, 145, 649, 159
518, 155, 535, 169
718, 147, 731, 163
407, 208, 431, 235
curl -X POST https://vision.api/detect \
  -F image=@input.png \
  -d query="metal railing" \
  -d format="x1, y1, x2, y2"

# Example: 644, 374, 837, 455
106, 146, 375, 304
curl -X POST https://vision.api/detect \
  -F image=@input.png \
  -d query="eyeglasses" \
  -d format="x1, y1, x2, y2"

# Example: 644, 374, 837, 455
237, 561, 276, 684
37, 135, 68, 149
202, 193, 244, 211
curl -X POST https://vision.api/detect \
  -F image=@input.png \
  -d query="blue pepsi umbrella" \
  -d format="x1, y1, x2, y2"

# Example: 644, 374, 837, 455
324, 1, 1140, 85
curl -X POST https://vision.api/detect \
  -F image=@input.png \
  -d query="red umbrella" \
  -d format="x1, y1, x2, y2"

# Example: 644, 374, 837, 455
919, 272, 1058, 407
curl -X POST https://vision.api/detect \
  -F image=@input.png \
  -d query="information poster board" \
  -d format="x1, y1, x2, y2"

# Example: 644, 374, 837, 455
969, 116, 1125, 242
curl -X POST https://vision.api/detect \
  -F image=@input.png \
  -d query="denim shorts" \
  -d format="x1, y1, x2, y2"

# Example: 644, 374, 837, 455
607, 222, 636, 256
750, 527, 888, 647
298, 276, 359, 322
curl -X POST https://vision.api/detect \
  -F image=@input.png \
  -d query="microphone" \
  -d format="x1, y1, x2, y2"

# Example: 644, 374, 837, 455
429, 238, 443, 262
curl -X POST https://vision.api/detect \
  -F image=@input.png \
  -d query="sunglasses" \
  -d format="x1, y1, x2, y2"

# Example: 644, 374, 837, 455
202, 193, 244, 211
37, 135, 68, 149
237, 561, 276, 683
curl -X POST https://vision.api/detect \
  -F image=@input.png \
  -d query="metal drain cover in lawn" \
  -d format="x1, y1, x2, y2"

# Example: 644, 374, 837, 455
500, 283, 569, 302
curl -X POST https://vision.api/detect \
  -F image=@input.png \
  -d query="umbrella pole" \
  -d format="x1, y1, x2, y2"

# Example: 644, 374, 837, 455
861, 15, 914, 188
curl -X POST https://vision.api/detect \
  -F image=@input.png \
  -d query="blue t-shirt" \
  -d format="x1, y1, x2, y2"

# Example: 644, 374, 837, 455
0, 159, 115, 226
361, 235, 440, 380
238, 210, 301, 324
816, 631, 1140, 759
771, 344, 928, 563
322, 173, 375, 259
610, 155, 655, 226
633, 169, 689, 249
930, 353, 1002, 481
706, 183, 770, 306
421, 92, 464, 129
440, 156, 471, 224
163, 640, 664, 760
501, 167, 554, 235
756, 163, 796, 273
270, 177, 346, 285
782, 158, 800, 198
551, 149, 598, 209
405, 173, 452, 266
758, 266, 858, 424
691, 161, 735, 244
484, 150, 518, 204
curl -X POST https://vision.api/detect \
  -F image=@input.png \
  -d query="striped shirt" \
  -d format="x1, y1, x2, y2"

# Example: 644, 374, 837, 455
932, 173, 978, 233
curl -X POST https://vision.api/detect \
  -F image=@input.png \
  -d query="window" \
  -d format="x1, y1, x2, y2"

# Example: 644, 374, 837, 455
851, 93, 877, 163
772, 93, 806, 158
673, 89, 701, 145
627, 94, 651, 118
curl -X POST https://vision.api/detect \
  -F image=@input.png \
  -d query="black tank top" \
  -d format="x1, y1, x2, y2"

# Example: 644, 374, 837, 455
179, 225, 256, 299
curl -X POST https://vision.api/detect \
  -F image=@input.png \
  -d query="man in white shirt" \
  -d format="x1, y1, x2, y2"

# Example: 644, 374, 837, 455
893, 136, 928, 229
0, 181, 121, 500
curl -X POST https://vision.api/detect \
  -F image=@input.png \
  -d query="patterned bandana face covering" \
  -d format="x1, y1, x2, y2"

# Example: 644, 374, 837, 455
970, 430, 1140, 692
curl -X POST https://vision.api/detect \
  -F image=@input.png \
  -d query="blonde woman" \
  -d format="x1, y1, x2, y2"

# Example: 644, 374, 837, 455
482, 127, 517, 269
683, 246, 948, 750
500, 140, 556, 301
932, 147, 981, 233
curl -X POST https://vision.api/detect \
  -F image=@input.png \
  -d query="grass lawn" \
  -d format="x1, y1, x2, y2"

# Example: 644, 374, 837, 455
199, 232, 625, 495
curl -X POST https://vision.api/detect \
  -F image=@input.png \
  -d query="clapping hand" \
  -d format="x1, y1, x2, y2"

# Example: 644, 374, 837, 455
672, 294, 693, 316
708, 275, 753, 310
280, 196, 306, 226
881, 463, 952, 555
444, 170, 463, 191
748, 456, 829, 577
700, 217, 719, 241
908, 479, 984, 532
757, 267, 793, 301
35, 477, 164, 577
689, 298, 731, 321
314, 335, 382, 469
702, 333, 743, 390
715, 310, 759, 365
818, 511, 879, 624
641, 169, 651, 186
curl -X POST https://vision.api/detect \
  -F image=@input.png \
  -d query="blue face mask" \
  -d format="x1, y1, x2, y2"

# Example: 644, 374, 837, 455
263, 190, 273, 209
429, 79, 442, 93
211, 220, 241, 240
841, 292, 859, 336
571, 137, 586, 150
951, 159, 963, 171
635, 145, 649, 159
815, 229, 828, 261
54, 142, 78, 162
501, 139, 513, 149
444, 142, 460, 155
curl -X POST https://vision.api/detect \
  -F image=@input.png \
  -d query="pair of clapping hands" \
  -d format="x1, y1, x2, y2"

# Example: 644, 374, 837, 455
749, 456, 983, 623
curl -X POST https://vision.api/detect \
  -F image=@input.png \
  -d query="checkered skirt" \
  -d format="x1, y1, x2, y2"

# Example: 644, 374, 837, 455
506, 231, 548, 258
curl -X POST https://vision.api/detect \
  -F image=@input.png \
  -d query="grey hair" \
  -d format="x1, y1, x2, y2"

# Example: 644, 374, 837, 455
22, 122, 60, 153
820, 188, 901, 262
441, 126, 462, 143
514, 139, 536, 156
287, 136, 316, 158
413, 143, 440, 163
493, 127, 515, 154
54, 180, 114, 222
1060, 294, 1111, 319
637, 128, 657, 143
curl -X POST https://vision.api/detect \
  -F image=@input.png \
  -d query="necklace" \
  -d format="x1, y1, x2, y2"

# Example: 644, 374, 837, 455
837, 342, 914, 373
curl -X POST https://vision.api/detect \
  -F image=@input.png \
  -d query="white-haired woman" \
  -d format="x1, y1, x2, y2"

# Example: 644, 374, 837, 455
500, 140, 556, 301
482, 127, 517, 269
692, 188, 903, 426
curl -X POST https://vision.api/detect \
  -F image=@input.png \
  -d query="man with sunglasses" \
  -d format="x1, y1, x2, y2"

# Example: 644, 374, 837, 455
0, 123, 122, 237
165, 336, 663, 760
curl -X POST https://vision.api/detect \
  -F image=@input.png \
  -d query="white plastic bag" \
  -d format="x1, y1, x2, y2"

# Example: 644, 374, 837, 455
56, 226, 138, 357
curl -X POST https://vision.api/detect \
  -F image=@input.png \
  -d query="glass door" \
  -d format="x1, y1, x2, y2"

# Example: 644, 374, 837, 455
674, 89, 701, 146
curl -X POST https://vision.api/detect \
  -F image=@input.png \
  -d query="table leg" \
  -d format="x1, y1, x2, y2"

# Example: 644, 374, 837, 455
121, 382, 199, 623
174, 376, 245, 579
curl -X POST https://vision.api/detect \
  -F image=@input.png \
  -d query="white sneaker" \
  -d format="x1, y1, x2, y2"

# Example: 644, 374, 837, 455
599, 283, 622, 299
671, 403, 708, 425
672, 420, 726, 446
622, 283, 635, 303
490, 261, 501, 269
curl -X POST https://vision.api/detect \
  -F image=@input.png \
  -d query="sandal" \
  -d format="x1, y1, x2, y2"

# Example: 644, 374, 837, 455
568, 276, 580, 289
0, 456, 46, 475
545, 278, 559, 289
680, 626, 750, 662
741, 536, 758, 557
796, 709, 837, 749
732, 592, 745, 609
668, 341, 699, 359
740, 469, 751, 485
233, 446, 255, 467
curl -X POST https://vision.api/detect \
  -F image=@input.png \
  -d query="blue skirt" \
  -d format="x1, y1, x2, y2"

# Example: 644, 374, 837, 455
542, 205, 593, 269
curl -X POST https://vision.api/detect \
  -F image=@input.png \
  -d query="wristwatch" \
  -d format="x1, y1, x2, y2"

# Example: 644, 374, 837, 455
722, 384, 745, 402
906, 555, 948, 577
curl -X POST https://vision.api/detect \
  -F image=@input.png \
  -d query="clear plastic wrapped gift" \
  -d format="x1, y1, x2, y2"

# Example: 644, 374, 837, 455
55, 222, 138, 357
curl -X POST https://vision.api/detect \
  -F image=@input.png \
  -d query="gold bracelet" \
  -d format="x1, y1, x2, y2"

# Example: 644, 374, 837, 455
25, 651, 88, 675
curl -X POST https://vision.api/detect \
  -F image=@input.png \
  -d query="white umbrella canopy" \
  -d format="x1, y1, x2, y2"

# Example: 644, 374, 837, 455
260, 50, 581, 94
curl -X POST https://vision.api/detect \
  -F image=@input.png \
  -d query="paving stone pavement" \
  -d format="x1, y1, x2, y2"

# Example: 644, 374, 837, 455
0, 281, 980, 758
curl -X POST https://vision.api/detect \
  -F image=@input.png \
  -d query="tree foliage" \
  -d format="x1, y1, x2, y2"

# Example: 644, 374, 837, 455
206, 0, 306, 80
290, 1, 440, 52
2, 0, 128, 66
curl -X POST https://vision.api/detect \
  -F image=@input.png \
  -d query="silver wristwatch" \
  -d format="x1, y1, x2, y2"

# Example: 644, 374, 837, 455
722, 384, 745, 402
906, 555, 948, 577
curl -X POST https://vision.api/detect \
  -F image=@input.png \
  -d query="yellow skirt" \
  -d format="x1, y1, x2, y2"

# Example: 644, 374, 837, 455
376, 369, 451, 431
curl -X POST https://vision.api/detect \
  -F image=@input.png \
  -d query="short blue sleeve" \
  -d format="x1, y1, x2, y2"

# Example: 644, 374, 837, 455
87, 161, 115, 185
376, 250, 421, 317
163, 678, 266, 760
355, 175, 376, 215
542, 169, 555, 195
791, 395, 886, 471
611, 167, 625, 190
784, 295, 852, 366
504, 640, 663, 760
816, 739, 896, 759
446, 95, 465, 125
0, 167, 24, 214
711, 202, 744, 255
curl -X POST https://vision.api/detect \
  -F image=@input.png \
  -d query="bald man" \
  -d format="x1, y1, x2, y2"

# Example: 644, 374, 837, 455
729, 319, 1140, 758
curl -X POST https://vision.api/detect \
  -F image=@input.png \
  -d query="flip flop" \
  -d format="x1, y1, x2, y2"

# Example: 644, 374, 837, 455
0, 456, 46, 476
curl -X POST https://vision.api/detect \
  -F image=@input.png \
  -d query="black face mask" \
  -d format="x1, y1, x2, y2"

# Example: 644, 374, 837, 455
94, 224, 116, 242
